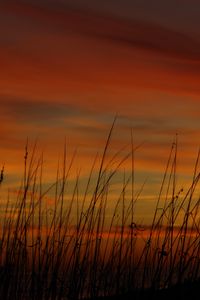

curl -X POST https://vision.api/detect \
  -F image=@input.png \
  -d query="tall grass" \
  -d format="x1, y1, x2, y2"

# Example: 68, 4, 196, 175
0, 125, 200, 299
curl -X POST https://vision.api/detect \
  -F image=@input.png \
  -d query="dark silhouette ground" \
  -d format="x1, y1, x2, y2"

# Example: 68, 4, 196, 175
87, 280, 200, 300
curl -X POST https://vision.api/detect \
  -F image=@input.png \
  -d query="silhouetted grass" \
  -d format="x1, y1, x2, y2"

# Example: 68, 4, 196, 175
0, 123, 200, 299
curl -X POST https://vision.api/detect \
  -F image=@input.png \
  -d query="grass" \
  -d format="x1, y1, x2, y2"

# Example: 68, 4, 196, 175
0, 123, 200, 299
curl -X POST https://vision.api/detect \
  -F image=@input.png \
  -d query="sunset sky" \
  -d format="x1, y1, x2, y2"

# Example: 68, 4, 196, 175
1, 0, 200, 223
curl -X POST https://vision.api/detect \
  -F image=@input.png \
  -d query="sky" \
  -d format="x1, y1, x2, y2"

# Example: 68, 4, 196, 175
1, 0, 200, 223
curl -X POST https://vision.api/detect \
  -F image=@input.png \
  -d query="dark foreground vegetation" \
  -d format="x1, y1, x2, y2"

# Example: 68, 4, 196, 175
0, 122, 200, 299
89, 280, 200, 300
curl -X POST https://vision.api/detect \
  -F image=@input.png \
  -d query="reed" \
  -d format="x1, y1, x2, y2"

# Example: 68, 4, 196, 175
0, 124, 200, 300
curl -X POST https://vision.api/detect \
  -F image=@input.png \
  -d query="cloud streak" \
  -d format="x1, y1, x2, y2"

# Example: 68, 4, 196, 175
1, 0, 200, 107
4, 2, 200, 61
0, 96, 84, 123
2, 0, 200, 61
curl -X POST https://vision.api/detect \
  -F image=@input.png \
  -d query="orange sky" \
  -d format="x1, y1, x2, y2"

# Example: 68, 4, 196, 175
1, 0, 200, 224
